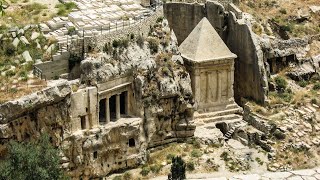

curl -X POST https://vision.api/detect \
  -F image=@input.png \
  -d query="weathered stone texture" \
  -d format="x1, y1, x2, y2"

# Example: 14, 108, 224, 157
164, 2, 205, 45
226, 13, 268, 104
164, 1, 268, 104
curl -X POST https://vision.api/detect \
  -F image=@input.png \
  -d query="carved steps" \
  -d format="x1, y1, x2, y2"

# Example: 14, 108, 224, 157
203, 118, 243, 129
194, 107, 243, 119
194, 107, 243, 126
200, 114, 242, 124
224, 121, 247, 140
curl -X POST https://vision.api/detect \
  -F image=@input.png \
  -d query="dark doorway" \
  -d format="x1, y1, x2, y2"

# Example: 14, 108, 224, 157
109, 95, 116, 121
93, 151, 98, 159
216, 122, 228, 135
80, 116, 86, 129
128, 138, 135, 147
120, 91, 127, 115
99, 99, 106, 122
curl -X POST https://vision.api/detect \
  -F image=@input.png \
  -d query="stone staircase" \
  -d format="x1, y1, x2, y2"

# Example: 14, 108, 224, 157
224, 121, 247, 140
194, 103, 243, 126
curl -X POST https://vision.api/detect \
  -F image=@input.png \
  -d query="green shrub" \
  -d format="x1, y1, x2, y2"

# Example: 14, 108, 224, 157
5, 70, 15, 77
191, 139, 201, 149
186, 161, 195, 171
150, 164, 163, 174
298, 80, 308, 87
247, 1, 255, 8
25, 3, 47, 15
169, 156, 186, 180
190, 149, 202, 158
156, 16, 164, 23
255, 157, 264, 165
166, 153, 175, 160
140, 166, 150, 176
55, 2, 76, 16
311, 98, 317, 104
162, 66, 171, 77
112, 176, 122, 180
0, 134, 66, 180
279, 8, 287, 14
19, 70, 28, 81
279, 92, 293, 102
313, 82, 320, 90
220, 151, 229, 161
5, 44, 15, 56
112, 39, 120, 48
120, 38, 129, 48
147, 37, 159, 54
64, 2, 77, 9
136, 34, 144, 48
281, 23, 293, 32
274, 76, 287, 91
9, 88, 17, 93
68, 27, 76, 35
123, 172, 132, 180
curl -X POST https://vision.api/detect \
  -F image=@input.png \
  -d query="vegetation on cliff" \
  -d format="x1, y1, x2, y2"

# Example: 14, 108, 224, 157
0, 134, 66, 180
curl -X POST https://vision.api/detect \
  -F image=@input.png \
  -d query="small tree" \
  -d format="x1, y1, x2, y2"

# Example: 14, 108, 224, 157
169, 156, 186, 180
0, 134, 66, 180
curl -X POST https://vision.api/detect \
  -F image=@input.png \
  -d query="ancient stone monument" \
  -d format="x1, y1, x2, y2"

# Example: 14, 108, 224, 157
179, 17, 237, 113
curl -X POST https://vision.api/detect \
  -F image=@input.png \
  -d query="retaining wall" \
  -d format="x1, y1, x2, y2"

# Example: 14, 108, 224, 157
85, 9, 164, 51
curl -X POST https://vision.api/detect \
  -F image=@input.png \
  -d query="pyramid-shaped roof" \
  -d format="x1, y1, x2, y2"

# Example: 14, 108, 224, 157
179, 17, 237, 62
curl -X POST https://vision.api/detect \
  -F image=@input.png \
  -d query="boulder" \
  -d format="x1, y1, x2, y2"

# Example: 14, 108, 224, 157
46, 44, 56, 54
17, 29, 24, 35
22, 51, 33, 62
286, 62, 316, 80
31, 31, 40, 40
309, 6, 320, 14
20, 36, 30, 45
12, 38, 20, 48
11, 32, 16, 38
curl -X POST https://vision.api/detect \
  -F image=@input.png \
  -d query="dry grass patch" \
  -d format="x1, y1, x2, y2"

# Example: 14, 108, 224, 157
0, 79, 47, 104
240, 0, 320, 37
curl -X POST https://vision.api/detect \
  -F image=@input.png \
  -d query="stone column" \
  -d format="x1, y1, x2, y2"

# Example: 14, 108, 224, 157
230, 62, 235, 98
205, 72, 209, 103
105, 97, 110, 123
194, 69, 201, 110
116, 94, 121, 120
217, 70, 222, 102
125, 91, 129, 115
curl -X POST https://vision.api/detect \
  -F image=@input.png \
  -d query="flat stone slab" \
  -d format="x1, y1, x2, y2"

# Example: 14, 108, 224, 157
292, 170, 316, 176
261, 172, 293, 179
288, 176, 304, 180
232, 174, 260, 180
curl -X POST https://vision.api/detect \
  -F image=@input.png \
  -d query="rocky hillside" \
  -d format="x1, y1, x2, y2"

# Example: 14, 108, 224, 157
240, 0, 320, 39
80, 18, 195, 148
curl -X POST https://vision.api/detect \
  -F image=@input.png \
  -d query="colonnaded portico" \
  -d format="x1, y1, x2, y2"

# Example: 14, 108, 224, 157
97, 77, 135, 124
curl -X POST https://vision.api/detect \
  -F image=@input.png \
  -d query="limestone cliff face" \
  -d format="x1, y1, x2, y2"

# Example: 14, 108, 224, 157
133, 53, 195, 148
79, 20, 196, 149
0, 81, 72, 155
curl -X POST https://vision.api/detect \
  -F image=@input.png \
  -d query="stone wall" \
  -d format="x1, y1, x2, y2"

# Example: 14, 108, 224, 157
163, 1, 268, 104
34, 58, 69, 80
84, 9, 164, 51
